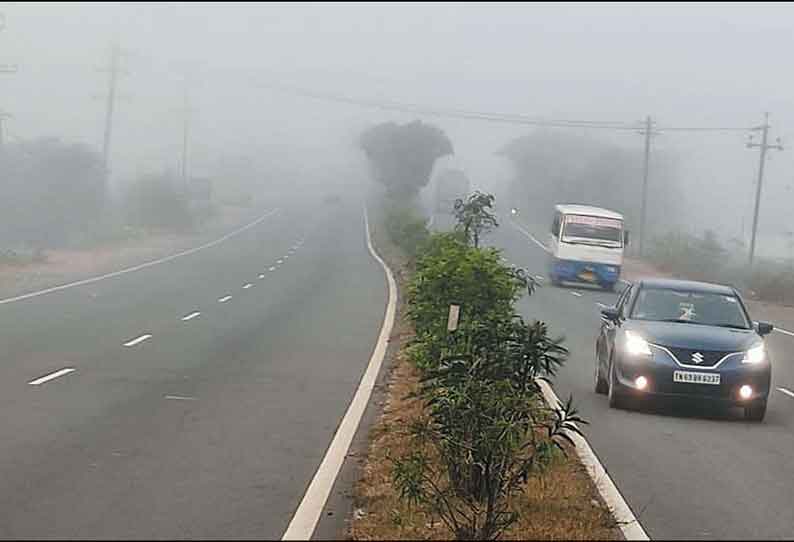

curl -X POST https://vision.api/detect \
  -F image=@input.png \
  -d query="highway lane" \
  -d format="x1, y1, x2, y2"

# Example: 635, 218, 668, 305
0, 197, 387, 538
457, 212, 794, 540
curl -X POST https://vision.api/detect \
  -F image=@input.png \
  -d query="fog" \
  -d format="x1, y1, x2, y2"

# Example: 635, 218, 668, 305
2, 2, 794, 257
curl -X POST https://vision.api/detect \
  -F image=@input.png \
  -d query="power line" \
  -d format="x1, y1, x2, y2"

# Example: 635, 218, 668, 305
255, 81, 754, 133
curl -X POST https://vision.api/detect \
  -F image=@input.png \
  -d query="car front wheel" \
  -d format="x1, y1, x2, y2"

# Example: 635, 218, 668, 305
607, 360, 627, 409
594, 355, 608, 395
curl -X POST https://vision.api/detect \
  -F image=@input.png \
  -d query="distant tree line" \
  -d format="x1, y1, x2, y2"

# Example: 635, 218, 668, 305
498, 130, 682, 240
0, 138, 216, 251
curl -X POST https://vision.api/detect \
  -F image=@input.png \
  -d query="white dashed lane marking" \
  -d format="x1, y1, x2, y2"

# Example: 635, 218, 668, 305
123, 334, 152, 347
218, 295, 232, 303
28, 368, 76, 386
269, 266, 277, 271
259, 274, 265, 279
181, 312, 201, 321
777, 387, 794, 399
571, 291, 583, 297
243, 283, 253, 289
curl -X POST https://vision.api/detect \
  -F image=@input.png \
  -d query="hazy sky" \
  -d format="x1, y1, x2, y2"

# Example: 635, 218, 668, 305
2, 2, 794, 253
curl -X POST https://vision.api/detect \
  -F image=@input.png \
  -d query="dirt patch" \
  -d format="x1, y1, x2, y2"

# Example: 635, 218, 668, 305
0, 205, 255, 300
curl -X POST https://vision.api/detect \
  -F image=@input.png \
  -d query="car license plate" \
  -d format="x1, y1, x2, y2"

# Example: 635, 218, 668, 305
579, 270, 596, 282
673, 371, 720, 385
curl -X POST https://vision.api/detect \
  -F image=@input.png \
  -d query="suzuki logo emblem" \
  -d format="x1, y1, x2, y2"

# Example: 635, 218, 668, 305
691, 352, 704, 364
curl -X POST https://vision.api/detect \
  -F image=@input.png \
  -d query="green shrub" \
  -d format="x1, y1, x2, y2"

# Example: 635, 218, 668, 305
384, 206, 430, 258
123, 174, 194, 232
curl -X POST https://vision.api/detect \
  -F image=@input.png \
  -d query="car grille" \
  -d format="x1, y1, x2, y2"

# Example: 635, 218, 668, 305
661, 347, 737, 368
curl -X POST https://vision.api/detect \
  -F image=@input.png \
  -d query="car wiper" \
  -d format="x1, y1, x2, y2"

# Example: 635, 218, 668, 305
656, 318, 708, 325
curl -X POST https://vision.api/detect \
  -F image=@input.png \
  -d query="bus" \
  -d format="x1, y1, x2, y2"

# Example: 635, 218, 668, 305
548, 204, 629, 291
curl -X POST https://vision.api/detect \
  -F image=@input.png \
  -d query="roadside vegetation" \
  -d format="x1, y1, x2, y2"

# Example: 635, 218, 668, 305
0, 138, 221, 264
351, 187, 616, 540
646, 229, 794, 306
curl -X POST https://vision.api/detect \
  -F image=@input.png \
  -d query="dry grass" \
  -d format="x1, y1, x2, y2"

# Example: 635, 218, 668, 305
348, 350, 617, 541
349, 206, 619, 540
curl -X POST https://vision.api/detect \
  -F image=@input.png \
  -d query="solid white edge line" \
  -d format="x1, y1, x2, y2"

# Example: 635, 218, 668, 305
0, 209, 280, 307
774, 327, 794, 337
282, 206, 397, 541
123, 334, 152, 347
509, 218, 551, 253
536, 379, 650, 541
777, 387, 794, 398
28, 368, 76, 386
181, 312, 201, 321
218, 295, 232, 303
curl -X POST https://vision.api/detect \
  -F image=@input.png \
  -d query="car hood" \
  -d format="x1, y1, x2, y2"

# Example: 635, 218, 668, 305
626, 320, 759, 352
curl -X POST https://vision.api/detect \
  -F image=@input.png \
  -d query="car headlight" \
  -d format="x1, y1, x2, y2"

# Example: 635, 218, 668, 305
625, 331, 652, 356
743, 343, 766, 364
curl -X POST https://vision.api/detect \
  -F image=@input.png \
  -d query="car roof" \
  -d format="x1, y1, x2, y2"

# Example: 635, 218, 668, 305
635, 278, 738, 295
554, 204, 624, 220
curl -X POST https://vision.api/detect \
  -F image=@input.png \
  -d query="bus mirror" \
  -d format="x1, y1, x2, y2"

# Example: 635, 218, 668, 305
624, 230, 630, 246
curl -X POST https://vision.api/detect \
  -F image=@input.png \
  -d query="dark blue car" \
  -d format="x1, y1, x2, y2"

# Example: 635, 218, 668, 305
595, 278, 774, 421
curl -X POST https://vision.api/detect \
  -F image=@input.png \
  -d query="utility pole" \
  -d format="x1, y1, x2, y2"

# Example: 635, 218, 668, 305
181, 84, 189, 184
175, 70, 197, 188
98, 41, 125, 181
0, 110, 11, 148
746, 112, 784, 267
637, 115, 660, 256
0, 13, 18, 150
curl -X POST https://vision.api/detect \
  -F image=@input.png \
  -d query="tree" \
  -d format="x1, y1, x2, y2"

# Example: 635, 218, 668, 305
123, 173, 193, 231
453, 191, 498, 248
360, 120, 454, 199
498, 129, 680, 238
0, 137, 105, 247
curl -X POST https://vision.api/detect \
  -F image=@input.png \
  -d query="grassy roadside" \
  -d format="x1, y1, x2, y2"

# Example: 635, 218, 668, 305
347, 204, 618, 540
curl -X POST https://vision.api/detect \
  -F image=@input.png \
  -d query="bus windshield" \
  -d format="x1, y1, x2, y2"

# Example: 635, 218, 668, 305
561, 215, 623, 247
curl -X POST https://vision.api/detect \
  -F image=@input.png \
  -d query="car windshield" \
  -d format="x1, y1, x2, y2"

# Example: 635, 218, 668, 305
630, 287, 751, 329
561, 215, 622, 246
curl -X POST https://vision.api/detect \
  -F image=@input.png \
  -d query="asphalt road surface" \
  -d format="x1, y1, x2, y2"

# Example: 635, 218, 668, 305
0, 197, 387, 539
431, 211, 794, 541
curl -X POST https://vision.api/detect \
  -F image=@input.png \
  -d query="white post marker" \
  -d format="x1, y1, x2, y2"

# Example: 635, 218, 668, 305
282, 207, 397, 540
447, 304, 461, 332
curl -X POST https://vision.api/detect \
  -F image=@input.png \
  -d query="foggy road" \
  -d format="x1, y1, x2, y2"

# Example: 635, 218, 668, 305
448, 210, 794, 541
0, 197, 387, 539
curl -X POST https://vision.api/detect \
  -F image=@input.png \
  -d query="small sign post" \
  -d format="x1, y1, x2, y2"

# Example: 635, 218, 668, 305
447, 304, 460, 332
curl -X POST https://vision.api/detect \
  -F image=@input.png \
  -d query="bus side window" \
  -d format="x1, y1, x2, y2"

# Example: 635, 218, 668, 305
551, 214, 561, 238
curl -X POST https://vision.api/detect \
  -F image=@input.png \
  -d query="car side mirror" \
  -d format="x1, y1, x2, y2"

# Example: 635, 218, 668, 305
601, 306, 620, 322
756, 321, 774, 336
623, 230, 630, 246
